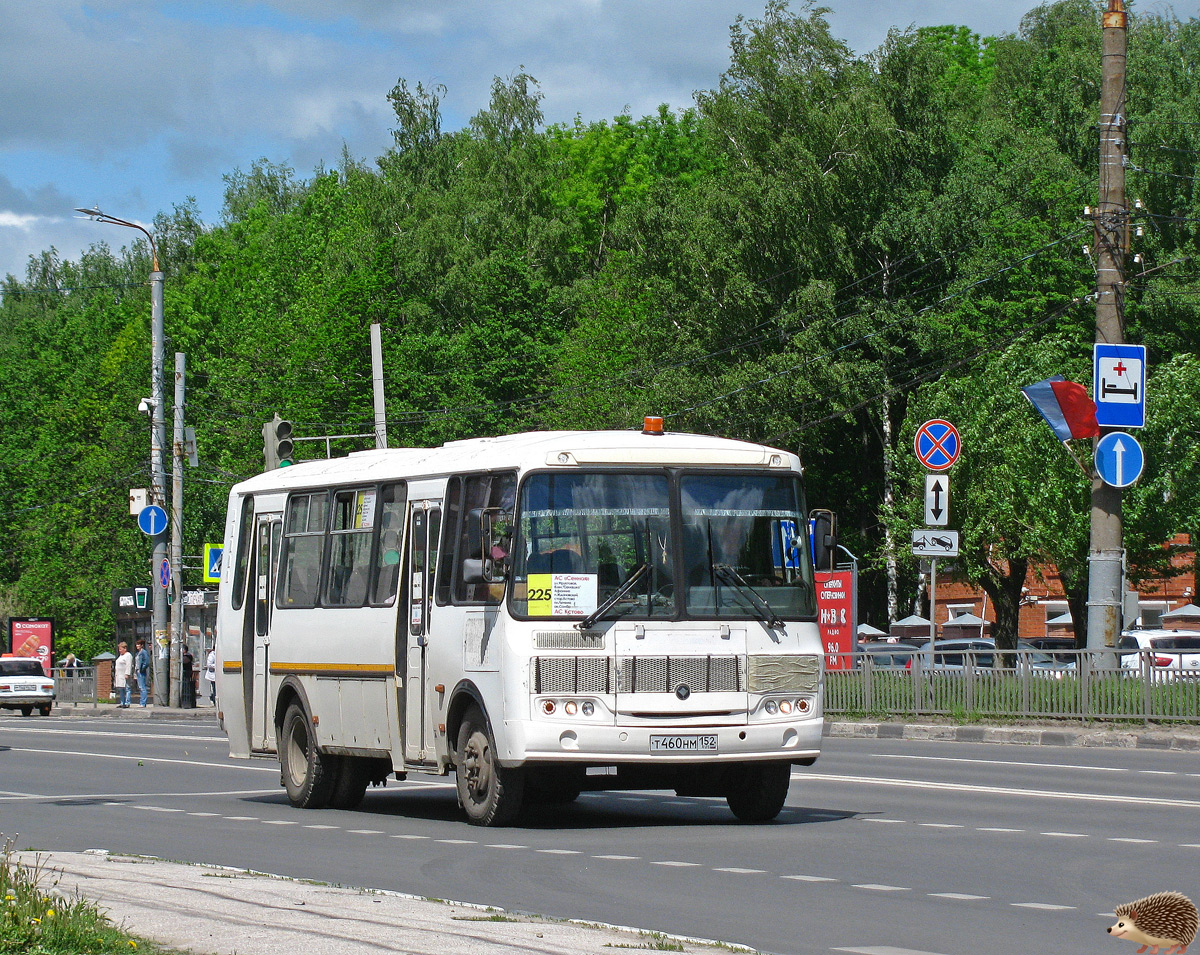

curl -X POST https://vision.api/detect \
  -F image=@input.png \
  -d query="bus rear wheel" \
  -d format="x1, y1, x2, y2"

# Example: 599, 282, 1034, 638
328, 756, 370, 810
725, 762, 792, 822
455, 706, 524, 826
280, 703, 337, 809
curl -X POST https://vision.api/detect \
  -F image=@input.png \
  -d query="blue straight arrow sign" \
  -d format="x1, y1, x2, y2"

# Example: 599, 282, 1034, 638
137, 504, 168, 537
1094, 431, 1145, 488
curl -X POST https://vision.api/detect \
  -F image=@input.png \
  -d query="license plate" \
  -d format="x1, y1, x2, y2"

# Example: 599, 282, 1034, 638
649, 734, 718, 753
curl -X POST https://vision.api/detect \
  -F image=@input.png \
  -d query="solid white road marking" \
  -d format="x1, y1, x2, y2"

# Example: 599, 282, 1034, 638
802, 772, 1200, 809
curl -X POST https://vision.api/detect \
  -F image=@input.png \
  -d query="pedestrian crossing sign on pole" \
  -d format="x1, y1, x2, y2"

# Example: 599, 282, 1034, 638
203, 543, 224, 584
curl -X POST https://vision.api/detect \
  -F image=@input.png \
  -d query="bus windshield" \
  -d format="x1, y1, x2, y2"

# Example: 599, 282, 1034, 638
679, 473, 816, 620
510, 470, 815, 623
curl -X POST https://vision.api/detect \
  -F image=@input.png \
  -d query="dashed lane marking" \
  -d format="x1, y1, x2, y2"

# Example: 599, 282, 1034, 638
592, 854, 639, 860
852, 884, 911, 892
1108, 837, 1157, 843
1040, 832, 1088, 838
652, 861, 701, 867
1012, 902, 1076, 910
782, 875, 837, 882
929, 893, 988, 901
714, 867, 768, 874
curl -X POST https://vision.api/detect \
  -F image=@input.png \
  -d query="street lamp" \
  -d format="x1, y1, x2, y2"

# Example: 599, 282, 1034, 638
75, 207, 168, 706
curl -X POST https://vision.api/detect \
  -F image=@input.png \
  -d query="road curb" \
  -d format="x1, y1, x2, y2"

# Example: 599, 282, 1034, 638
825, 719, 1200, 751
52, 702, 217, 719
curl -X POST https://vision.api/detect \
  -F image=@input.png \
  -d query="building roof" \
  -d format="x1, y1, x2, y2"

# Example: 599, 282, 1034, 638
1161, 602, 1200, 621
857, 623, 887, 637
945, 613, 988, 626
892, 614, 932, 628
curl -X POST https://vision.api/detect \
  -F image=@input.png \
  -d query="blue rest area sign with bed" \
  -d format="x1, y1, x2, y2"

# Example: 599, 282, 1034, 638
1094, 343, 1146, 429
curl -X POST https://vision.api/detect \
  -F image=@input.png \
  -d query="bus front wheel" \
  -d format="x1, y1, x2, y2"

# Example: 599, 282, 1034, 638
280, 703, 337, 809
455, 706, 524, 826
725, 762, 791, 822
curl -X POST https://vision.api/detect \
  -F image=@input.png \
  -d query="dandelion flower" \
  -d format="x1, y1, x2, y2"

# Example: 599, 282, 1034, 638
46, 908, 55, 917
129, 941, 138, 949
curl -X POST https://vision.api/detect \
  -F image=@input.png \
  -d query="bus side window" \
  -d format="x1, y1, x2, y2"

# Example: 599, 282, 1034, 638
371, 482, 407, 606
278, 492, 327, 608
444, 472, 515, 605
231, 496, 255, 611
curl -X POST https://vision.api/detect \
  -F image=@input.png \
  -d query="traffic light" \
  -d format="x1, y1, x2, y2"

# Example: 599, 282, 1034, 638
262, 415, 294, 470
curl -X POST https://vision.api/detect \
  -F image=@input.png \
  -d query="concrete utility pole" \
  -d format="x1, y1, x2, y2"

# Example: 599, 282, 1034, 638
1088, 0, 1129, 655
169, 353, 186, 707
370, 323, 388, 450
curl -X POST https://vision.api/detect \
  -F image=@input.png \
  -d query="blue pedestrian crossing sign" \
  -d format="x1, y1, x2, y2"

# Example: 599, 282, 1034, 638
203, 543, 224, 584
1095, 431, 1145, 488
137, 504, 168, 537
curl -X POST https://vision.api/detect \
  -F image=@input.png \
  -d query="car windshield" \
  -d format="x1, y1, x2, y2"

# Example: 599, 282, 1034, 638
1150, 635, 1200, 651
0, 660, 45, 677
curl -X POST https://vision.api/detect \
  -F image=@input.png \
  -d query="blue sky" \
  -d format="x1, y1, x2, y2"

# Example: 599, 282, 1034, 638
3, 0, 1197, 282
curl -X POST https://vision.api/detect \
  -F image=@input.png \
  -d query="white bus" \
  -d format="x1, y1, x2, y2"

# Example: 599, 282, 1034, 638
215, 420, 829, 826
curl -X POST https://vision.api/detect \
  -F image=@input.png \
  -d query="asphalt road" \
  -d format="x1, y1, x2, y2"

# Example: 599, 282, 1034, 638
2, 714, 1198, 955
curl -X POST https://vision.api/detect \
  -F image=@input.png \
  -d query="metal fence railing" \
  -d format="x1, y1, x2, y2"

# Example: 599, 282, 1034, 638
51, 666, 98, 705
824, 649, 1200, 724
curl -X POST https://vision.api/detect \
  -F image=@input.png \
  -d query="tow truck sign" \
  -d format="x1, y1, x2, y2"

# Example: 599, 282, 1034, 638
912, 529, 959, 557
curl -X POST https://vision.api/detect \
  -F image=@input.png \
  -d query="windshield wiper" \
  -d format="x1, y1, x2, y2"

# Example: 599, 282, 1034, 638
713, 563, 786, 631
577, 564, 649, 630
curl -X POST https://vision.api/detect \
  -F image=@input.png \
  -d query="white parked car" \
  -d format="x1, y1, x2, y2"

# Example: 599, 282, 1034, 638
1119, 630, 1200, 680
0, 657, 55, 716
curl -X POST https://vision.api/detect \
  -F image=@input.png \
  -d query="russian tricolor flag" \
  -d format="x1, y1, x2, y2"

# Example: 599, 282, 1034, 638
1021, 376, 1101, 441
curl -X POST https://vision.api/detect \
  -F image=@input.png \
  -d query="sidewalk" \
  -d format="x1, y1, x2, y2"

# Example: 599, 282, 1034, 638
18, 850, 728, 955
50, 703, 1200, 749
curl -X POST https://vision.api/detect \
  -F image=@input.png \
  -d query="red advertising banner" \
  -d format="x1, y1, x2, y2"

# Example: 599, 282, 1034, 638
8, 617, 54, 676
815, 571, 854, 671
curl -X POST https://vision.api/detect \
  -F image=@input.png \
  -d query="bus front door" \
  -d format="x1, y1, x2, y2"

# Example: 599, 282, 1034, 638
251, 514, 282, 751
401, 503, 439, 765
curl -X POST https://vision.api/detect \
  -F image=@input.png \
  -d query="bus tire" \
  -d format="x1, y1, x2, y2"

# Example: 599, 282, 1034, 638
725, 761, 791, 822
328, 756, 369, 810
280, 703, 337, 809
455, 706, 524, 826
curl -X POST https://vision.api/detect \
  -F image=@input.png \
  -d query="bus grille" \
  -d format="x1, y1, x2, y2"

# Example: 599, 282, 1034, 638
532, 655, 744, 694
534, 657, 612, 694
616, 655, 742, 694
534, 630, 605, 650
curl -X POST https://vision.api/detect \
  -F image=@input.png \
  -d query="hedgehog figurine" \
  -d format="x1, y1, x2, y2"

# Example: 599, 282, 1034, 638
1108, 892, 1198, 955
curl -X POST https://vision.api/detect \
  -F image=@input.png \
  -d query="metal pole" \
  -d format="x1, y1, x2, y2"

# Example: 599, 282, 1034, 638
150, 266, 170, 705
929, 558, 938, 645
1088, 0, 1128, 663
370, 323, 388, 449
169, 353, 185, 708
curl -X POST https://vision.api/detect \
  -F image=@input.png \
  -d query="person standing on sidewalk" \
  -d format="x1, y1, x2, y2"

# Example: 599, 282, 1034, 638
134, 639, 151, 707
181, 645, 195, 708
114, 642, 133, 708
204, 647, 217, 705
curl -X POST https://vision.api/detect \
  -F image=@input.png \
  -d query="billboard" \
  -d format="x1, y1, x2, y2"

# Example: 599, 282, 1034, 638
8, 617, 54, 676
815, 572, 855, 671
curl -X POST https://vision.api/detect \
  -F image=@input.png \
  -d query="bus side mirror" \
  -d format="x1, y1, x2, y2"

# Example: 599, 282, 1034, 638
809, 509, 837, 572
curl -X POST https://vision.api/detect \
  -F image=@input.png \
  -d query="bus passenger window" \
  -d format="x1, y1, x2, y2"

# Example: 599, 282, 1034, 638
278, 492, 327, 608
371, 483, 407, 605
325, 487, 376, 607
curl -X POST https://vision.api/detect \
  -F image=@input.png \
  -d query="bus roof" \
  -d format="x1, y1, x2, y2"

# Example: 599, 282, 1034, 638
232, 429, 801, 495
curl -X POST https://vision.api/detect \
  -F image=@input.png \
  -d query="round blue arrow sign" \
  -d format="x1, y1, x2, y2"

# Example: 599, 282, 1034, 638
137, 504, 168, 537
1095, 431, 1145, 488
